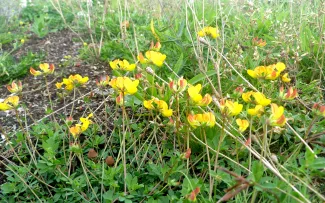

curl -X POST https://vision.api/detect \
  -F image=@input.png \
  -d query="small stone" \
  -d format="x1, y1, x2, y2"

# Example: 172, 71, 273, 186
87, 148, 98, 159
105, 156, 115, 167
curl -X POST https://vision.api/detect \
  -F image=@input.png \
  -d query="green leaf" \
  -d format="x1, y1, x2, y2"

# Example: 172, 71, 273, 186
103, 190, 114, 201
309, 157, 325, 170
188, 70, 217, 84
305, 148, 315, 167
252, 161, 264, 182
171, 53, 183, 79
1, 183, 16, 194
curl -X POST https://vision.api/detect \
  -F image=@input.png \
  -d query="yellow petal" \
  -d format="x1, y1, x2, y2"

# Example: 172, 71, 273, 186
247, 69, 257, 78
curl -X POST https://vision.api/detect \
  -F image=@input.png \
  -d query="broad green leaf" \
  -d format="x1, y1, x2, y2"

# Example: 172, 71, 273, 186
171, 53, 183, 79
188, 70, 217, 84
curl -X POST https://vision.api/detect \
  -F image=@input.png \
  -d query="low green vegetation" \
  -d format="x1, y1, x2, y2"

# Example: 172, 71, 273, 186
0, 0, 325, 202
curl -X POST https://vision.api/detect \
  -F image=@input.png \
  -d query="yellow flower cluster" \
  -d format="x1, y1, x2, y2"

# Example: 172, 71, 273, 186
187, 112, 216, 128
109, 77, 139, 95
69, 113, 93, 139
188, 84, 212, 106
143, 97, 173, 117
30, 63, 55, 76
220, 99, 243, 116
247, 62, 288, 81
109, 59, 136, 71
0, 96, 19, 111
198, 26, 219, 39
138, 51, 166, 67
56, 74, 89, 91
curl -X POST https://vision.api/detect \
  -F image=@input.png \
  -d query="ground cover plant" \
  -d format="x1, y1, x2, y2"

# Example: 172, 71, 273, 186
0, 0, 325, 202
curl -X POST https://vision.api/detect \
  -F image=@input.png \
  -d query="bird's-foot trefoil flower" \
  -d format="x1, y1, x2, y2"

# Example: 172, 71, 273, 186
198, 26, 219, 39
109, 59, 136, 71
247, 105, 264, 117
279, 86, 298, 100
252, 37, 267, 47
137, 51, 166, 67
96, 75, 110, 88
7, 80, 22, 94
169, 77, 188, 93
187, 84, 212, 106
143, 97, 173, 117
116, 93, 124, 106
187, 187, 200, 202
149, 41, 161, 51
30, 63, 55, 76
109, 77, 139, 95
236, 119, 249, 132
312, 103, 325, 117
281, 73, 291, 83
247, 62, 285, 80
187, 112, 216, 128
253, 92, 271, 106
69, 113, 93, 139
0, 96, 19, 111
220, 99, 243, 116
56, 74, 89, 91
269, 103, 286, 127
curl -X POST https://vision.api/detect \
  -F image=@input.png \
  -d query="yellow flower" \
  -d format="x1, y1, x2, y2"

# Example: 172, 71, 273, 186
187, 84, 212, 106
70, 113, 93, 139
57, 74, 89, 91
0, 96, 19, 111
80, 113, 93, 131
30, 63, 55, 76
275, 62, 286, 72
143, 98, 173, 117
281, 73, 291, 83
221, 100, 243, 116
247, 62, 285, 80
7, 81, 22, 94
198, 94, 212, 106
236, 119, 249, 132
187, 114, 201, 128
21, 39, 25, 44
143, 99, 155, 110
83, 42, 88, 46
201, 112, 216, 127
109, 77, 139, 95
242, 91, 254, 103
247, 105, 264, 117
155, 99, 173, 117
109, 59, 136, 71
198, 26, 219, 39
269, 103, 286, 127
188, 84, 202, 103
69, 125, 82, 139
137, 52, 149, 64
187, 112, 215, 128
252, 92, 271, 106
145, 51, 167, 67
161, 108, 173, 117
